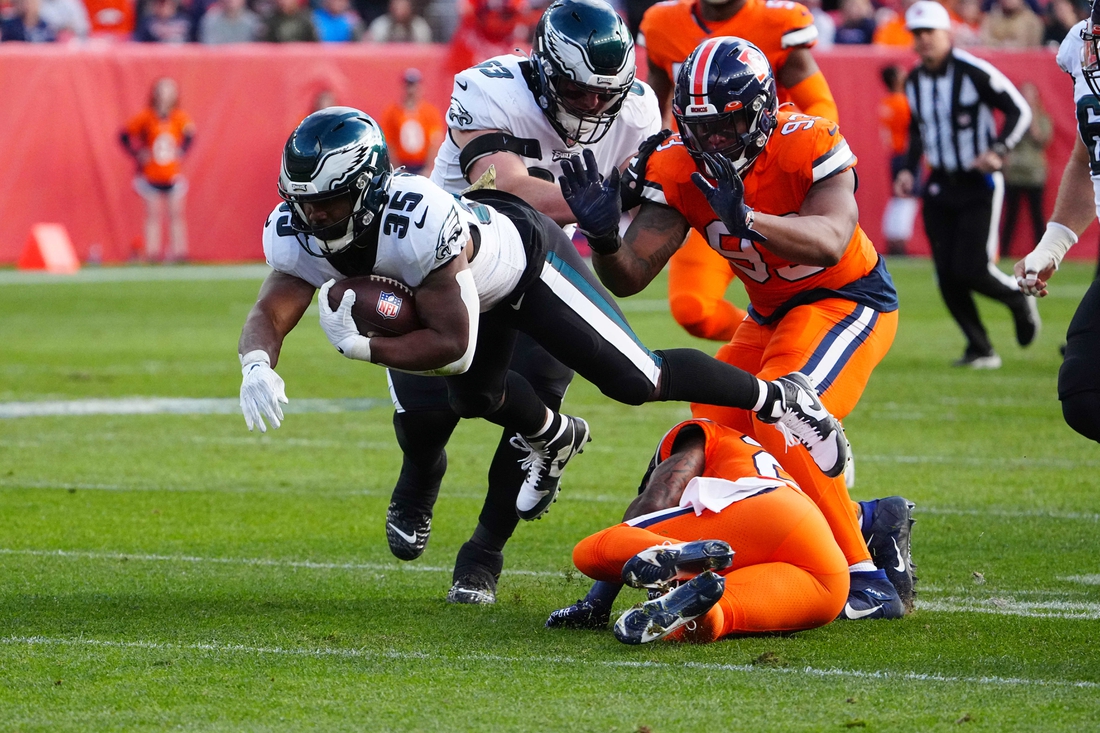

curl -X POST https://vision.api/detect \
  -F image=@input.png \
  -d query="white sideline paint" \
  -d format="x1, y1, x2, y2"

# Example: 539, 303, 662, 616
0, 264, 270, 285
3, 547, 1097, 621
1060, 575, 1100, 585
0, 397, 388, 419
2, 635, 1096, 690
0, 547, 566, 578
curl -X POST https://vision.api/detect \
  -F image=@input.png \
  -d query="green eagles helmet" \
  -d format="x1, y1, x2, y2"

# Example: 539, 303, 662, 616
530, 0, 636, 145
278, 106, 392, 256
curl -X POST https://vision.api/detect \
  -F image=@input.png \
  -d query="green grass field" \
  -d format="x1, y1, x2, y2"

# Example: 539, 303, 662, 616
0, 258, 1097, 732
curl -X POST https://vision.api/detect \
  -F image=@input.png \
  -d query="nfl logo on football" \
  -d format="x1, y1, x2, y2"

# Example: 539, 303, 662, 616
376, 291, 403, 320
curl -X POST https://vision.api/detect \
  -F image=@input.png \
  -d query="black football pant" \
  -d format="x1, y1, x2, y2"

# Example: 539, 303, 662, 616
1059, 278, 1100, 443
923, 171, 1029, 357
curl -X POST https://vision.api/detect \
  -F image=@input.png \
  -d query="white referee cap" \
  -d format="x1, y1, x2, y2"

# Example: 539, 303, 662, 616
905, 1, 952, 30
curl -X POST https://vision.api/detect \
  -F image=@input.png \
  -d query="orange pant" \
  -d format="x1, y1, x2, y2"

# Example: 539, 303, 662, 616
573, 486, 849, 640
693, 299, 898, 566
668, 230, 747, 342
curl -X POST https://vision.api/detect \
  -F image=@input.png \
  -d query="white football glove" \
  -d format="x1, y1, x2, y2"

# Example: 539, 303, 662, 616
318, 279, 373, 361
239, 350, 288, 433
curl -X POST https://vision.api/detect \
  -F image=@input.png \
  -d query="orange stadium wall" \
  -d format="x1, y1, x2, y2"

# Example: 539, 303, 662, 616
0, 43, 1095, 265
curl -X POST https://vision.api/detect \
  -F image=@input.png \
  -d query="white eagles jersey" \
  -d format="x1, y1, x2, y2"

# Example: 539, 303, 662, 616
1058, 21, 1100, 219
430, 54, 662, 195
262, 173, 527, 311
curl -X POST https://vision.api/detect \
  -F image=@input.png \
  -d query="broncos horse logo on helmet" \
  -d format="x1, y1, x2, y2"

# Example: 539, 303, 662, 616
673, 37, 779, 175
278, 106, 392, 256
529, 0, 636, 146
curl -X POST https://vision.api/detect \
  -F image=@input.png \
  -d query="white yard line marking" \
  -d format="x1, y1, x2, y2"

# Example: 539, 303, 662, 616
1, 635, 1095, 689
0, 547, 565, 578
0, 265, 270, 285
860, 454, 1100, 469
916, 507, 1100, 522
1061, 575, 1100, 585
917, 599, 1100, 620
0, 397, 388, 419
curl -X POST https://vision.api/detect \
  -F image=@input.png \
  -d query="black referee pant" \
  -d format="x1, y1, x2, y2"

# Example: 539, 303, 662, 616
922, 170, 1030, 358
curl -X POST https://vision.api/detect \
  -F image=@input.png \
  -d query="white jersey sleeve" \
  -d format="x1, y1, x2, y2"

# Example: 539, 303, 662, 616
373, 173, 472, 288
1057, 21, 1100, 219
261, 204, 343, 288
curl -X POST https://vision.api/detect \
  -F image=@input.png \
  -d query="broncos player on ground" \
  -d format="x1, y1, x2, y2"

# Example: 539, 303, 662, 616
547, 38, 913, 626
237, 107, 851, 606
387, 0, 664, 605
1013, 8, 1100, 444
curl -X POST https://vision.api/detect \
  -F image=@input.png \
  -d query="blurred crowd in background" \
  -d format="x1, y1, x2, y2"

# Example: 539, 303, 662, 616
0, 0, 1090, 51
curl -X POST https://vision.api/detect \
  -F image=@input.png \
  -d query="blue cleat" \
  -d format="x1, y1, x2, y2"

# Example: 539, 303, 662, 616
621, 540, 734, 589
839, 569, 905, 620
860, 496, 917, 614
545, 598, 612, 629
614, 571, 726, 644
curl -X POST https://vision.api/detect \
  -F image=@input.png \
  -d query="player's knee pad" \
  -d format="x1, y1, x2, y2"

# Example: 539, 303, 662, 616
1061, 391, 1100, 444
447, 389, 503, 419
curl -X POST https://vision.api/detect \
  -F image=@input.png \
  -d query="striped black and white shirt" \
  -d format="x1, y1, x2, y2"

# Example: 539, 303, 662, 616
904, 48, 1032, 175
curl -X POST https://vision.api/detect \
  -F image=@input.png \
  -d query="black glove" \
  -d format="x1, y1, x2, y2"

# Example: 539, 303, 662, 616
559, 149, 622, 254
620, 129, 674, 211
690, 152, 766, 243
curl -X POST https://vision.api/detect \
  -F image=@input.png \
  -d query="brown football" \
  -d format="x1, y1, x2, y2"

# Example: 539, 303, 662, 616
327, 275, 422, 338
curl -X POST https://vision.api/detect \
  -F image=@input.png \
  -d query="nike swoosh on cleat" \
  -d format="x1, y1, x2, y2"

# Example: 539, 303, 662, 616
891, 537, 906, 572
388, 523, 418, 545
843, 603, 883, 620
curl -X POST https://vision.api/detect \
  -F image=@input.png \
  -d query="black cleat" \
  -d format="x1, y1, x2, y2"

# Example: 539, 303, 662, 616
511, 415, 590, 521
545, 599, 612, 629
385, 502, 431, 561
839, 569, 905, 620
757, 372, 848, 478
621, 540, 734, 589
446, 541, 503, 605
862, 496, 917, 614
614, 571, 726, 645
1013, 296, 1041, 347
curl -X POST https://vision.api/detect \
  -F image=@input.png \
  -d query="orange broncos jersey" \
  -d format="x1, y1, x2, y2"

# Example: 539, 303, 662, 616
656, 419, 798, 490
640, 0, 817, 100
124, 108, 195, 186
641, 110, 879, 319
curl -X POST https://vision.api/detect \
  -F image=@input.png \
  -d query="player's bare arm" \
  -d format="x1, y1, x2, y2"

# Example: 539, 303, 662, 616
753, 168, 858, 267
775, 47, 818, 89
238, 270, 315, 366
237, 271, 312, 432
454, 128, 577, 225
595, 201, 690, 297
647, 59, 674, 122
368, 253, 476, 372
621, 426, 705, 520
1014, 136, 1094, 296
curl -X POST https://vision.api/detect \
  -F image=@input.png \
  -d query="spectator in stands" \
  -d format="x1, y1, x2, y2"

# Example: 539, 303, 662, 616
365, 0, 430, 41
423, 0, 457, 41
380, 68, 444, 175
1001, 82, 1052, 257
134, 0, 192, 41
953, 0, 983, 45
880, 64, 918, 255
980, 0, 1044, 47
446, 0, 530, 75
261, 0, 317, 40
313, 0, 363, 40
199, 0, 261, 41
39, 0, 90, 39
1, 0, 58, 39
834, 0, 876, 43
873, 0, 915, 46
84, 0, 136, 38
805, 0, 836, 48
1044, 0, 1088, 46
120, 77, 195, 263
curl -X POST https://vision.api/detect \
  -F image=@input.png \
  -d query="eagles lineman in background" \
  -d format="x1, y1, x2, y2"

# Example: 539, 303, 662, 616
238, 108, 849, 614
390, 0, 662, 604
1013, 7, 1100, 444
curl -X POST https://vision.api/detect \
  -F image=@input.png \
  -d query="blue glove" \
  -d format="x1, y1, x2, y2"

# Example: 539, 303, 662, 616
690, 152, 766, 243
559, 148, 622, 246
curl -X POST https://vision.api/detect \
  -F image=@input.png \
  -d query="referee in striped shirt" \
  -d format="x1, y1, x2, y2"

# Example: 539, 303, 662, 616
894, 1, 1038, 369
